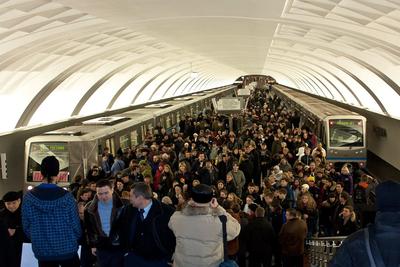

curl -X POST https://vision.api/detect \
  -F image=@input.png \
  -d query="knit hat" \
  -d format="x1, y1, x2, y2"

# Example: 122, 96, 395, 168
191, 184, 213, 204
2, 191, 21, 202
307, 176, 315, 182
376, 180, 400, 212
41, 156, 59, 178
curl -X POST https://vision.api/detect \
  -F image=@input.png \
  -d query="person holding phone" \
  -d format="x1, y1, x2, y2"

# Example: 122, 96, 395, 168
168, 184, 241, 267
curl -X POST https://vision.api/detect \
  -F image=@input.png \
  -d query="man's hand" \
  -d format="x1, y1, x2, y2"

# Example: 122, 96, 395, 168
210, 198, 219, 208
8, 228, 16, 237
91, 248, 97, 256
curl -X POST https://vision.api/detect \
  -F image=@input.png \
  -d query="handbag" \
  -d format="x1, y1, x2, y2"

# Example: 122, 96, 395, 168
218, 215, 239, 267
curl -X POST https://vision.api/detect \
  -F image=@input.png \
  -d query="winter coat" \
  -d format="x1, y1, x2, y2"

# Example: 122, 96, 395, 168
119, 199, 176, 260
243, 217, 277, 258
227, 170, 246, 197
279, 217, 307, 256
22, 184, 81, 261
168, 203, 240, 267
0, 207, 25, 267
336, 217, 358, 236
84, 194, 124, 249
330, 211, 400, 267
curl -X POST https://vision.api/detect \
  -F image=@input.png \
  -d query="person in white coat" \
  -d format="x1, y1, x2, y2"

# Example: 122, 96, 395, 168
168, 184, 241, 267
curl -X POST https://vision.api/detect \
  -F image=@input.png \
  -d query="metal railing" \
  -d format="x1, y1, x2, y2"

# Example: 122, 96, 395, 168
306, 236, 346, 267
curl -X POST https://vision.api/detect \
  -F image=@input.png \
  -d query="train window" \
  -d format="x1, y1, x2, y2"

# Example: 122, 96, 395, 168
119, 134, 130, 150
329, 119, 364, 147
131, 130, 138, 146
27, 142, 70, 183
105, 138, 115, 155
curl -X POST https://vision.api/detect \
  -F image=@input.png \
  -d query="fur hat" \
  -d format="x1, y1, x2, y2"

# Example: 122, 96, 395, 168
376, 180, 400, 212
191, 184, 213, 204
301, 184, 310, 191
41, 156, 59, 178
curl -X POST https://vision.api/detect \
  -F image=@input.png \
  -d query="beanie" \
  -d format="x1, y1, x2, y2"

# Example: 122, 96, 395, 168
376, 180, 400, 212
3, 191, 21, 202
191, 184, 213, 204
41, 156, 60, 178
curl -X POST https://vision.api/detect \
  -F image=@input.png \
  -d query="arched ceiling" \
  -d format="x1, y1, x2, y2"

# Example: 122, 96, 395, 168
0, 0, 400, 134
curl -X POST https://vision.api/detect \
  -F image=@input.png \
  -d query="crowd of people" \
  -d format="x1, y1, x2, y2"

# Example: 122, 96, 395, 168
0, 86, 389, 267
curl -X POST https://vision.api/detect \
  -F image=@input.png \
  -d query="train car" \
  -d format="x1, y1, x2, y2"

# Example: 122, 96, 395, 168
272, 84, 367, 169
24, 86, 234, 189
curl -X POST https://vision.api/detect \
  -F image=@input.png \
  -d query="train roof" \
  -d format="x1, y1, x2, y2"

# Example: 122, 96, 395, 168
273, 85, 363, 120
31, 86, 234, 141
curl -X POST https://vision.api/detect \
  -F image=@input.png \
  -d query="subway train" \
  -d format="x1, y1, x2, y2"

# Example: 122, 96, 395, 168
272, 84, 367, 169
24, 86, 234, 189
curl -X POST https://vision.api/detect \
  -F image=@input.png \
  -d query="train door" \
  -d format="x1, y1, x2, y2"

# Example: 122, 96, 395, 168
131, 129, 139, 147
141, 124, 146, 142
166, 114, 171, 130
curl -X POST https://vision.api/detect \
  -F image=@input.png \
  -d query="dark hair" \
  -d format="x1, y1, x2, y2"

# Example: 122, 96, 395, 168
286, 208, 297, 218
96, 179, 112, 189
131, 182, 152, 199
40, 156, 59, 181
255, 207, 265, 217
278, 188, 287, 195
222, 200, 234, 210
340, 191, 350, 201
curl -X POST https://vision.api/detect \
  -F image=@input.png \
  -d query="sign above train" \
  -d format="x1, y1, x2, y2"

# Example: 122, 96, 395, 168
174, 97, 193, 101
145, 103, 172, 108
82, 116, 128, 125
216, 97, 242, 112
237, 88, 251, 96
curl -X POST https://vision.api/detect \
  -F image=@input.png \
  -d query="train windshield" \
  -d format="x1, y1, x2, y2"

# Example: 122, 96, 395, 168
26, 142, 70, 183
329, 119, 364, 147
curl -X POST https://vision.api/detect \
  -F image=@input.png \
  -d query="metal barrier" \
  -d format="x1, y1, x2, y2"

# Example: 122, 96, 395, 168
306, 236, 346, 267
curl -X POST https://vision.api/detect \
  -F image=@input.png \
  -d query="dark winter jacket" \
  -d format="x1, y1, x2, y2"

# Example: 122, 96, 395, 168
279, 217, 307, 256
0, 207, 25, 267
243, 217, 277, 257
84, 193, 124, 249
119, 199, 176, 260
22, 184, 81, 261
330, 211, 400, 267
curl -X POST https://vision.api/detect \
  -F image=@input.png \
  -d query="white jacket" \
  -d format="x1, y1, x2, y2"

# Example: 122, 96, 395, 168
168, 203, 241, 267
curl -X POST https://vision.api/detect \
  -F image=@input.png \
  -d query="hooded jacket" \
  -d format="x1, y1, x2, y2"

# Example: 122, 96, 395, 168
22, 184, 81, 261
330, 211, 400, 267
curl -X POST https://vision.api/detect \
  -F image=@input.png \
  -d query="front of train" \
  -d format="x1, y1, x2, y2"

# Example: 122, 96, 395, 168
325, 115, 367, 172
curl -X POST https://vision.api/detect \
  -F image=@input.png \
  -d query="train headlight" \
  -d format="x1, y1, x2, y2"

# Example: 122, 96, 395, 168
27, 185, 33, 191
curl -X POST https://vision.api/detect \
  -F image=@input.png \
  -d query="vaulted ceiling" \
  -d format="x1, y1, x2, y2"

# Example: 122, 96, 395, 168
0, 0, 399, 134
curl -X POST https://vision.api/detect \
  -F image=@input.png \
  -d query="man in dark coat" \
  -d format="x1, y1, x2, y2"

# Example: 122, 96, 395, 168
0, 191, 24, 267
279, 208, 307, 267
84, 179, 125, 267
330, 180, 400, 267
243, 207, 277, 267
120, 182, 176, 267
